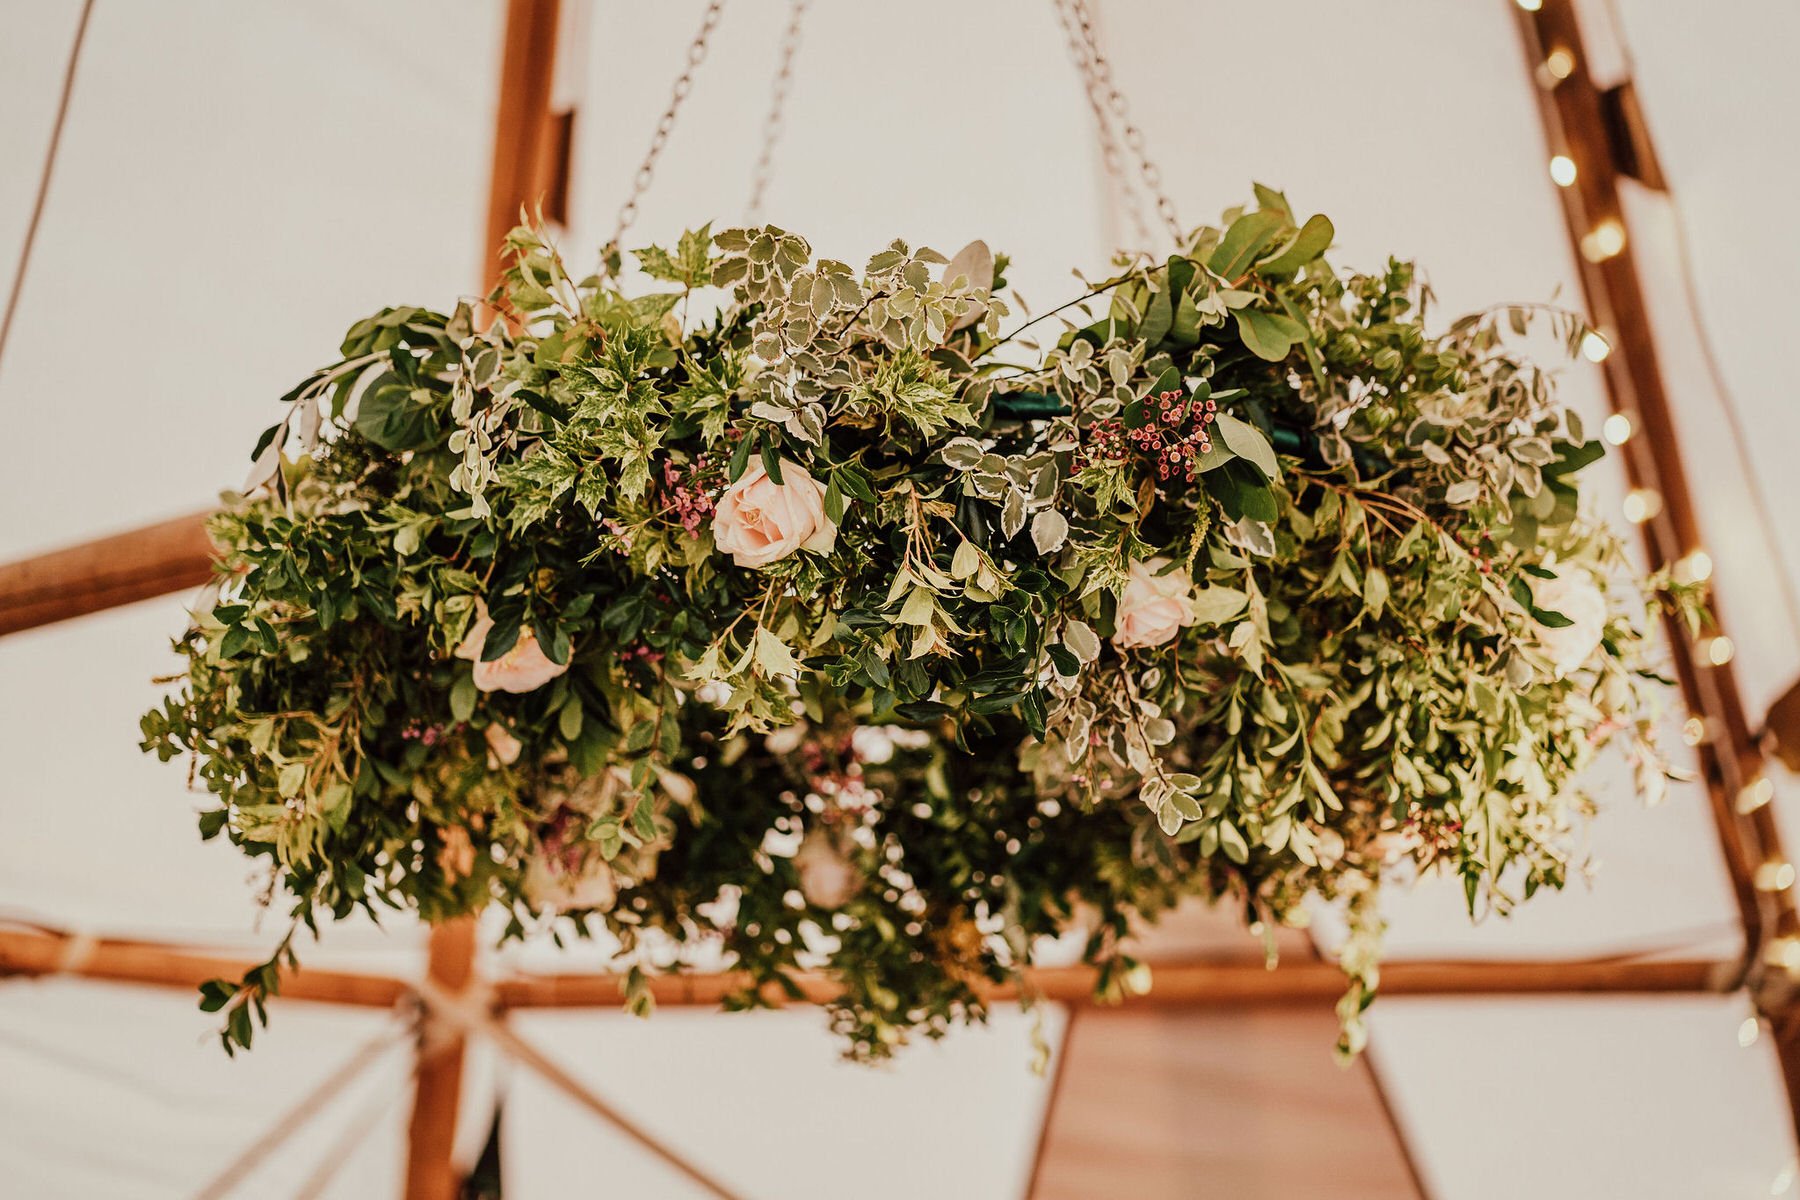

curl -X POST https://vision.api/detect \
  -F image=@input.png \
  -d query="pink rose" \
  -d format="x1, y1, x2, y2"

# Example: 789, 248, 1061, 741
712, 459, 837, 569
1112, 557, 1195, 649
455, 602, 569, 694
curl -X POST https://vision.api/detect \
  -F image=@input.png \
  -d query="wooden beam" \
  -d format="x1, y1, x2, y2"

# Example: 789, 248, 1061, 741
0, 511, 213, 637
0, 925, 409, 1007
491, 954, 1731, 1010
0, 926, 1731, 1010
1515, 0, 1800, 1142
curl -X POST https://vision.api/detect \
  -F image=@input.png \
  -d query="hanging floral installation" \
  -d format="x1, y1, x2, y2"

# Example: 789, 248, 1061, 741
143, 189, 1693, 1058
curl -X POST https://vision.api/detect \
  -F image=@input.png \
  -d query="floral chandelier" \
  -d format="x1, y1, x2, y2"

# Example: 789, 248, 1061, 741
141, 0, 1692, 1061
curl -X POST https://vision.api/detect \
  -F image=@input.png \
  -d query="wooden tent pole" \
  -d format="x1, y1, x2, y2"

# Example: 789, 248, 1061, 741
406, 921, 479, 1200
1513, 0, 1800, 1144
403, 4, 567, 1198
482, 0, 568, 291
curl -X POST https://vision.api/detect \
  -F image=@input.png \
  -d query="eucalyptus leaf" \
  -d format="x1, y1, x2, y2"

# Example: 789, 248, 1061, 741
1208, 210, 1288, 280
1214, 413, 1280, 480
1258, 213, 1334, 277
1232, 309, 1300, 363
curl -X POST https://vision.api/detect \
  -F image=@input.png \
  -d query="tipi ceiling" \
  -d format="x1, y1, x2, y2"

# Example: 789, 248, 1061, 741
3, 2, 1799, 1197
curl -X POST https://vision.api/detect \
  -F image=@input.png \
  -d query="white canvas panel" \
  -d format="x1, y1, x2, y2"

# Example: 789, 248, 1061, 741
1615, 0, 1800, 712
0, 0, 503, 561
1371, 994, 1795, 1199
0, 978, 409, 1200
0, 596, 275, 935
504, 1004, 1065, 1200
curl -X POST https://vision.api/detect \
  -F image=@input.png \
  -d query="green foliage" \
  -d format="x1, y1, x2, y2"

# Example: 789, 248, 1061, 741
145, 194, 1684, 1060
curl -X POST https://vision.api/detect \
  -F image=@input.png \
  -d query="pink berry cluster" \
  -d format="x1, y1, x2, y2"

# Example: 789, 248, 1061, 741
537, 806, 587, 873
661, 454, 718, 534
1073, 389, 1219, 483
800, 737, 876, 815
1404, 811, 1463, 852
1072, 416, 1129, 473
1129, 389, 1218, 483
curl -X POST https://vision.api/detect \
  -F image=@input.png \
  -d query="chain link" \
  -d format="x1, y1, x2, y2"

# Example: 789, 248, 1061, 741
1056, 0, 1184, 246
747, 0, 809, 221
607, 0, 1179, 253
609, 0, 728, 252
1052, 0, 1151, 249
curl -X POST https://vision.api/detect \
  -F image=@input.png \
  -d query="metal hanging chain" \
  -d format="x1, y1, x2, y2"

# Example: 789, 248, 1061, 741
746, 0, 809, 222
1058, 0, 1185, 246
1051, 0, 1152, 249
612, 0, 1179, 254
609, 0, 728, 253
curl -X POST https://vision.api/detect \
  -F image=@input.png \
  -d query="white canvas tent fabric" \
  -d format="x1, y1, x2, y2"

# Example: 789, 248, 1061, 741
3, 1, 1798, 1196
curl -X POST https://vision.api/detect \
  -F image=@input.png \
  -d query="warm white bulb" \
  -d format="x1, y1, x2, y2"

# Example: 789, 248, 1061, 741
1740, 1016, 1764, 1048
1757, 860, 1796, 892
1602, 412, 1635, 445
1740, 777, 1775, 814
1516, 0, 1543, 9
1545, 47, 1577, 80
1549, 155, 1578, 186
1580, 331, 1612, 362
1681, 716, 1709, 746
1702, 635, 1735, 666
1674, 549, 1713, 584
1768, 936, 1800, 972
1581, 219, 1627, 262
1622, 488, 1661, 523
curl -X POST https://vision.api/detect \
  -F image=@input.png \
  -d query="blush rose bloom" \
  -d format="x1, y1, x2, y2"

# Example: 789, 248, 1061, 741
712, 460, 837, 569
522, 851, 618, 913
1112, 557, 1196, 649
794, 828, 859, 909
455, 603, 569, 694
1531, 567, 1609, 676
484, 723, 522, 767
